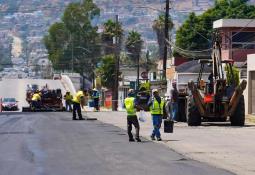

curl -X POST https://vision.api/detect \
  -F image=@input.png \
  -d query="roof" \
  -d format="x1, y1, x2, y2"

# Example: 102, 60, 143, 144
175, 60, 212, 73
213, 19, 255, 29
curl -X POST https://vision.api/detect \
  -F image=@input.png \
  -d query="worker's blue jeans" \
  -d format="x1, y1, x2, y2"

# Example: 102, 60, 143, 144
65, 101, 72, 112
151, 114, 162, 138
171, 102, 178, 121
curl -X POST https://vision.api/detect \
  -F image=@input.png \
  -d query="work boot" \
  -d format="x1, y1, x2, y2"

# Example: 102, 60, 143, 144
157, 137, 162, 141
129, 138, 135, 142
73, 118, 77, 120
79, 118, 85, 120
151, 135, 155, 141
136, 138, 141, 142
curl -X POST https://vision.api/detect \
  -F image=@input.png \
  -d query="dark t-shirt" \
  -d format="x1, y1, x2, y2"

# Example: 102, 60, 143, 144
170, 88, 179, 103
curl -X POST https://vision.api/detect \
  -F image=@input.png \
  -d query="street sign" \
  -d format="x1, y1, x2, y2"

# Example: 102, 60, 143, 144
141, 72, 148, 79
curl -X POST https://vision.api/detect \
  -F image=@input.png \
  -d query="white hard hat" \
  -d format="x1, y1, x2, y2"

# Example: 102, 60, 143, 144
152, 89, 158, 93
128, 89, 134, 93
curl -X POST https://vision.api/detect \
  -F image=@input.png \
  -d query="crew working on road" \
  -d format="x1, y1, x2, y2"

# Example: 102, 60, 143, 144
72, 89, 86, 120
31, 90, 41, 109
147, 89, 165, 141
64, 91, 73, 112
124, 89, 141, 142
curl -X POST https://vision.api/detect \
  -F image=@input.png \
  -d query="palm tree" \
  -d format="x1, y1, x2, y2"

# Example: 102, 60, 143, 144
125, 31, 143, 63
152, 14, 174, 60
102, 19, 123, 55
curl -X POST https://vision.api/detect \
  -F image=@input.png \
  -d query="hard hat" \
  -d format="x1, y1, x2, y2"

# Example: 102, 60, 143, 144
152, 89, 158, 93
93, 88, 97, 91
128, 89, 134, 93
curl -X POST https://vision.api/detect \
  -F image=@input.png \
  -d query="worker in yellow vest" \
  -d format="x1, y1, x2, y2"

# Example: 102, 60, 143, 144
147, 89, 165, 141
31, 90, 41, 109
124, 89, 141, 142
64, 91, 73, 112
72, 89, 86, 120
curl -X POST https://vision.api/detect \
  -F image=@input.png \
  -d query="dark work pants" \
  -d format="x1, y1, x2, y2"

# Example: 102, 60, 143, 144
73, 102, 82, 119
127, 116, 140, 139
94, 98, 99, 111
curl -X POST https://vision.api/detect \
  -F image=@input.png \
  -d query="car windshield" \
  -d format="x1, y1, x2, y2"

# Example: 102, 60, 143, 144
3, 98, 16, 102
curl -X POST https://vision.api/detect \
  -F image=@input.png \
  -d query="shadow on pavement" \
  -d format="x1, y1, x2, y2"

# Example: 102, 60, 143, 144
200, 122, 255, 127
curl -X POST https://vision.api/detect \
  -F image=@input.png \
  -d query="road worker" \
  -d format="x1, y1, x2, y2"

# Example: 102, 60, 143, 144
147, 89, 165, 141
64, 91, 73, 112
31, 90, 41, 109
170, 82, 179, 122
124, 89, 141, 142
92, 88, 100, 111
72, 89, 86, 120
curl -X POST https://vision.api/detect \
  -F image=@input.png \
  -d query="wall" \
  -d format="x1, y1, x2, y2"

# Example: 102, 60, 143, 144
220, 27, 255, 61
247, 54, 255, 114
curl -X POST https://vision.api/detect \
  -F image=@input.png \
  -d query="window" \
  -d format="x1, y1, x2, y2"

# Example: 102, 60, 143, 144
240, 69, 247, 79
232, 32, 255, 49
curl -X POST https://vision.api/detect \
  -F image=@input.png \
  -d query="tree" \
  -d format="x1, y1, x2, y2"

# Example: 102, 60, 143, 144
101, 19, 123, 55
225, 65, 240, 86
175, 0, 255, 55
44, 22, 69, 70
152, 14, 174, 59
96, 55, 115, 90
44, 0, 101, 75
125, 31, 143, 63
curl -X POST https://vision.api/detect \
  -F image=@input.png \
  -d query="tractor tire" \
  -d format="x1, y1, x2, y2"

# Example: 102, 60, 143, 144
230, 95, 245, 126
187, 97, 201, 126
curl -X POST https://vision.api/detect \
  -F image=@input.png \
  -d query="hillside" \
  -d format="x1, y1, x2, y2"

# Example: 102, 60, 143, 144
0, 0, 254, 71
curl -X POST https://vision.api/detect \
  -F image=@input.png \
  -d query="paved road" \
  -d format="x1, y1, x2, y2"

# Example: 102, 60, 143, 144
0, 79, 66, 110
87, 111, 255, 175
0, 112, 233, 175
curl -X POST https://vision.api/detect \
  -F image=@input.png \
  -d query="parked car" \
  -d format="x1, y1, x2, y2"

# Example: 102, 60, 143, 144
1, 98, 19, 111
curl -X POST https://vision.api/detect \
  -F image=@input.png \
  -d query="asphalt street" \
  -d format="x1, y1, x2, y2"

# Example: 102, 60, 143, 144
0, 112, 233, 175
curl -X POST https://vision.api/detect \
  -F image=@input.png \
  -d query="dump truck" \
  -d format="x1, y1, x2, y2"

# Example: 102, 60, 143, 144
22, 85, 64, 112
186, 33, 247, 126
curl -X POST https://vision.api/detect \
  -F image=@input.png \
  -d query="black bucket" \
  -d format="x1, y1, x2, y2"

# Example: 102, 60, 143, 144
164, 119, 174, 133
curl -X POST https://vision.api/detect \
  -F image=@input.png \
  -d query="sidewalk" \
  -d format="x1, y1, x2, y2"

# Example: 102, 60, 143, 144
84, 111, 255, 175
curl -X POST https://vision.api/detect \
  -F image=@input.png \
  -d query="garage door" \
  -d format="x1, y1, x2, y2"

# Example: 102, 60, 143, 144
251, 72, 255, 114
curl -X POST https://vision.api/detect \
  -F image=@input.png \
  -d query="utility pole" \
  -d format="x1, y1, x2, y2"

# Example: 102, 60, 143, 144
113, 15, 119, 111
163, 0, 170, 80
146, 50, 149, 83
136, 53, 140, 90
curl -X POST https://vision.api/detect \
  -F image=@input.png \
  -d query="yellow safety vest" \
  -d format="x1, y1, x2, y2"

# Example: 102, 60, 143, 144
150, 97, 165, 115
65, 94, 73, 101
32, 93, 41, 101
72, 91, 84, 104
124, 97, 136, 116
